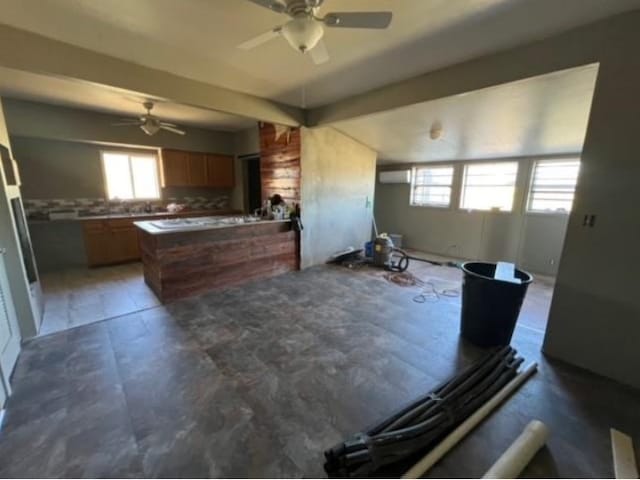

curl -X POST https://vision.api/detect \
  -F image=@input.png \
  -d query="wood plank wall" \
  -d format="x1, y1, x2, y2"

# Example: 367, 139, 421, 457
139, 221, 297, 303
259, 123, 301, 206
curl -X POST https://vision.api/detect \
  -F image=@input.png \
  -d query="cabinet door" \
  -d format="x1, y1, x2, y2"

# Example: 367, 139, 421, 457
83, 221, 112, 267
162, 149, 190, 186
188, 152, 208, 186
109, 226, 140, 262
206, 154, 235, 188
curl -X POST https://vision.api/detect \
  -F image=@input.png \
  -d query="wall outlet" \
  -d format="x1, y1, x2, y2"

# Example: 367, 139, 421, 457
549, 259, 555, 266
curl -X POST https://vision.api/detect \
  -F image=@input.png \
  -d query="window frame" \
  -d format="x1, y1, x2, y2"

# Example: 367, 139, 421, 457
100, 150, 161, 201
459, 161, 519, 213
526, 158, 580, 215
409, 164, 455, 209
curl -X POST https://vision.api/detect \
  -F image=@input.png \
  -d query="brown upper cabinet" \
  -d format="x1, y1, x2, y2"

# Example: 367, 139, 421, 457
161, 149, 234, 188
161, 149, 190, 186
188, 152, 208, 186
206, 154, 235, 188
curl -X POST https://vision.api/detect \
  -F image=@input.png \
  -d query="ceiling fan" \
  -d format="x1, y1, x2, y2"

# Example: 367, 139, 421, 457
238, 0, 393, 65
113, 101, 186, 136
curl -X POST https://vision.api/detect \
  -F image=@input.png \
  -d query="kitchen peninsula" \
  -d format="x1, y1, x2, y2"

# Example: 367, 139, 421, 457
135, 216, 298, 303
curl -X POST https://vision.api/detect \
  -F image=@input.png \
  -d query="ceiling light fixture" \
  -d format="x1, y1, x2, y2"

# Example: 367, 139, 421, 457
429, 121, 443, 140
281, 16, 324, 53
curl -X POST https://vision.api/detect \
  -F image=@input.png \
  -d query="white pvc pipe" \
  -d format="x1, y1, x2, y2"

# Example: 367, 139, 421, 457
483, 420, 549, 478
402, 362, 538, 479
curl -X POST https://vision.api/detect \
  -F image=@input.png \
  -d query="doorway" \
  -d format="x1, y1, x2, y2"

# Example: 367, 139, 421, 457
244, 155, 261, 214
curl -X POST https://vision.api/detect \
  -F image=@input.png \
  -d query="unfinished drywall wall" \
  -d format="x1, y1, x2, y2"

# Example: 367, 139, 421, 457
374, 157, 571, 276
300, 127, 376, 268
542, 18, 640, 389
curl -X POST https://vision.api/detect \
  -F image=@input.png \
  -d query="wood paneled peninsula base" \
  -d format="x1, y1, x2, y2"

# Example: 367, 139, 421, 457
135, 217, 298, 303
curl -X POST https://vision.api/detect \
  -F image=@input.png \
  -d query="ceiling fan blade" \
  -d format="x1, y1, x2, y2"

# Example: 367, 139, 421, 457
309, 39, 329, 65
237, 26, 282, 50
323, 11, 393, 29
159, 121, 178, 127
246, 0, 286, 14
160, 125, 186, 136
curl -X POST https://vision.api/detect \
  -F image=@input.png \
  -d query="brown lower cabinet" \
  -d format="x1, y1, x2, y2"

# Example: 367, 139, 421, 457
83, 219, 140, 267
82, 210, 239, 267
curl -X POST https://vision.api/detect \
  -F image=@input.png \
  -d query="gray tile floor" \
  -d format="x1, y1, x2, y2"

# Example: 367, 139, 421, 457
38, 263, 161, 336
1, 263, 638, 477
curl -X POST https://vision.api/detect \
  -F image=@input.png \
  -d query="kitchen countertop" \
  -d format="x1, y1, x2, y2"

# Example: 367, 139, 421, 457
134, 216, 291, 235
27, 209, 240, 224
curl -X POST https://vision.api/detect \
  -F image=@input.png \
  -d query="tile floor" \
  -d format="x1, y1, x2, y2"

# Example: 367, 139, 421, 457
1, 263, 638, 477
38, 263, 160, 336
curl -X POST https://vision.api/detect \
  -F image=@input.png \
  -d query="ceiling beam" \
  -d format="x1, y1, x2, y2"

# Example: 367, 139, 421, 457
0, 24, 304, 127
307, 11, 639, 126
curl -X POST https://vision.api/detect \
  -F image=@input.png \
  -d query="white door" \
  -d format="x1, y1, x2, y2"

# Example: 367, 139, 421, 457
0, 247, 21, 402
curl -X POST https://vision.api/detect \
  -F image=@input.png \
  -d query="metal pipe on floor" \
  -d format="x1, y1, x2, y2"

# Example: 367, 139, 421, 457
402, 362, 538, 479
482, 420, 549, 479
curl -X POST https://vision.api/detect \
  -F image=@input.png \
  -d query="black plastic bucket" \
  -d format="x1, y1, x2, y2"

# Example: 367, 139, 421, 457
460, 262, 533, 347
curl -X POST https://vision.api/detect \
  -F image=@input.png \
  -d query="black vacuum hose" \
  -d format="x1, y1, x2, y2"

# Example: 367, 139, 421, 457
387, 248, 443, 272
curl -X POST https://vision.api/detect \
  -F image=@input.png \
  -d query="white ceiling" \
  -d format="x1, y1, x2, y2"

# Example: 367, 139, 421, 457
0, 0, 638, 108
0, 66, 255, 131
334, 64, 599, 164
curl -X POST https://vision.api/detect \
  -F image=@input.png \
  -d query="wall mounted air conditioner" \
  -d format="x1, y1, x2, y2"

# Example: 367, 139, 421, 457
379, 170, 410, 184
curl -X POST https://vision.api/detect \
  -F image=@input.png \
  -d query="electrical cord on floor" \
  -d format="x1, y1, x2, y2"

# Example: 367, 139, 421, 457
382, 271, 460, 303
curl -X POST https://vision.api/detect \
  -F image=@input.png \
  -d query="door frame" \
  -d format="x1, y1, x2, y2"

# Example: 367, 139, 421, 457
0, 248, 21, 401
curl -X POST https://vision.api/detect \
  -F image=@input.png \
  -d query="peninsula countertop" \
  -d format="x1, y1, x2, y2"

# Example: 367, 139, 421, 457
133, 215, 291, 235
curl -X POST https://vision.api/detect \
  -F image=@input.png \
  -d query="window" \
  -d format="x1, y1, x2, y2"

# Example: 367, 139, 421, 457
461, 162, 518, 211
527, 159, 580, 213
411, 165, 454, 207
101, 151, 160, 200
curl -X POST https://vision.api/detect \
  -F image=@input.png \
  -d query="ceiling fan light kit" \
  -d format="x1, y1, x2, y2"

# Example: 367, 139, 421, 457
240, 0, 393, 64
140, 119, 160, 136
281, 17, 324, 52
